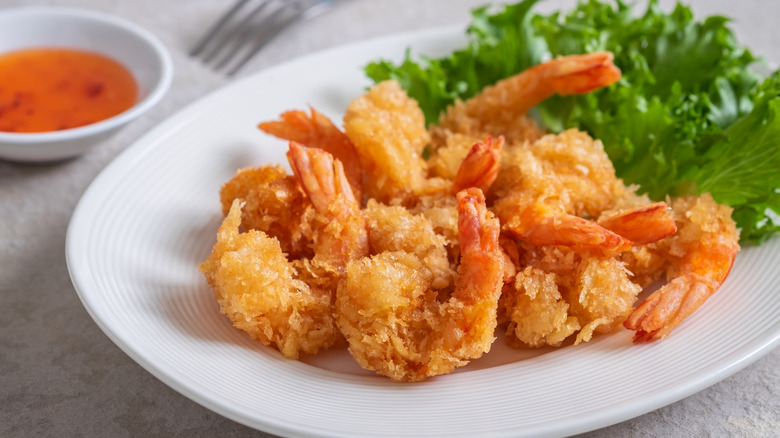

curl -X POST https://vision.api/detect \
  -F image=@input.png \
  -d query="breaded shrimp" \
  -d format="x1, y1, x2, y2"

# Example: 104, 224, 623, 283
199, 200, 341, 359
438, 52, 621, 142
624, 194, 740, 341
259, 107, 363, 201
335, 188, 503, 381
409, 135, 504, 265
200, 144, 368, 359
343, 80, 435, 204
219, 165, 312, 258
287, 142, 369, 275
491, 129, 677, 255
500, 243, 641, 347
427, 51, 621, 178
492, 129, 628, 216
363, 199, 456, 291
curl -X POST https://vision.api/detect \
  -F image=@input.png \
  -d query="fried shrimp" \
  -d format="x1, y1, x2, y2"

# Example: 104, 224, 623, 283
500, 243, 641, 348
427, 52, 621, 179
438, 52, 621, 142
624, 194, 740, 341
335, 188, 503, 381
491, 130, 634, 255
343, 80, 431, 204
219, 165, 312, 258
491, 129, 678, 255
199, 200, 341, 359
259, 107, 363, 201
492, 129, 628, 216
200, 144, 368, 359
286, 142, 369, 275
409, 135, 505, 265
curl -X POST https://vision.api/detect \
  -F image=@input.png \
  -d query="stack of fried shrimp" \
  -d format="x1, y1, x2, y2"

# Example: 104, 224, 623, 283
200, 51, 740, 382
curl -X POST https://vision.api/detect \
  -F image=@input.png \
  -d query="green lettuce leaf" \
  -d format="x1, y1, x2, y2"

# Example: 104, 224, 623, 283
682, 73, 780, 243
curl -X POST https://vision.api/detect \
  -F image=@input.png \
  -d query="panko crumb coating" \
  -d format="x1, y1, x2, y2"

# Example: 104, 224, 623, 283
501, 244, 640, 347
219, 165, 312, 259
364, 199, 456, 291
199, 200, 342, 359
336, 189, 503, 381
344, 80, 430, 205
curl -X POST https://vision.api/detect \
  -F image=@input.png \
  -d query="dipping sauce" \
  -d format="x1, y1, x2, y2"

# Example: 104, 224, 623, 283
0, 48, 137, 133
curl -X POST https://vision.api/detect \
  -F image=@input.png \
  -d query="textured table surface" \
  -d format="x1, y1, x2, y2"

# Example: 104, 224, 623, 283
1, 0, 778, 437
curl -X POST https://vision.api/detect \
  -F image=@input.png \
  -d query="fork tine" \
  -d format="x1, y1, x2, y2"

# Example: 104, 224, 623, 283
189, 0, 250, 57
224, 0, 335, 76
201, 0, 273, 64
224, 10, 297, 75
192, 0, 335, 75
213, 2, 293, 71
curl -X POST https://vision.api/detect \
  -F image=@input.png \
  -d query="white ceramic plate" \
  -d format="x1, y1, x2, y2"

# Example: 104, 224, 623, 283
67, 27, 780, 438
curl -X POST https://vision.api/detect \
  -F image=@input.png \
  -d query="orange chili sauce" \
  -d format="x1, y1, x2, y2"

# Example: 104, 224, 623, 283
0, 48, 138, 133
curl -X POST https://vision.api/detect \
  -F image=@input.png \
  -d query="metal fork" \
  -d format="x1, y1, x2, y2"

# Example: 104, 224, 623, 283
190, 0, 335, 76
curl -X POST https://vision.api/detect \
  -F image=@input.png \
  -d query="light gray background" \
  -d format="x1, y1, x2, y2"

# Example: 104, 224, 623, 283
1, 0, 778, 436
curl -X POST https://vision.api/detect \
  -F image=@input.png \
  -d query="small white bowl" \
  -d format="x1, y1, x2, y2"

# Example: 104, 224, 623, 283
0, 7, 173, 162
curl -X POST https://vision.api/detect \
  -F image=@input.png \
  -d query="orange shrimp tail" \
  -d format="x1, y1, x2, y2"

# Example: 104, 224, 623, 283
286, 141, 368, 271
545, 51, 622, 96
625, 236, 738, 342
457, 188, 498, 255
260, 108, 363, 201
259, 109, 316, 143
599, 202, 677, 245
455, 187, 503, 304
287, 142, 338, 212
453, 136, 504, 193
506, 213, 632, 256
624, 275, 717, 341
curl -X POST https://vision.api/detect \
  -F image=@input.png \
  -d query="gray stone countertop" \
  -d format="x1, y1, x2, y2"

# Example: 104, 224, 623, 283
1, 0, 777, 436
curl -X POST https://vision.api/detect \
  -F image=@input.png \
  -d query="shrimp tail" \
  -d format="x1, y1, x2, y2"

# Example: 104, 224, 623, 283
501, 202, 633, 256
624, 195, 740, 341
287, 141, 349, 210
624, 274, 723, 341
446, 188, 503, 350
467, 51, 621, 117
456, 188, 502, 282
544, 51, 622, 96
286, 142, 368, 272
258, 109, 318, 143
599, 201, 677, 245
453, 136, 504, 193
260, 108, 363, 201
